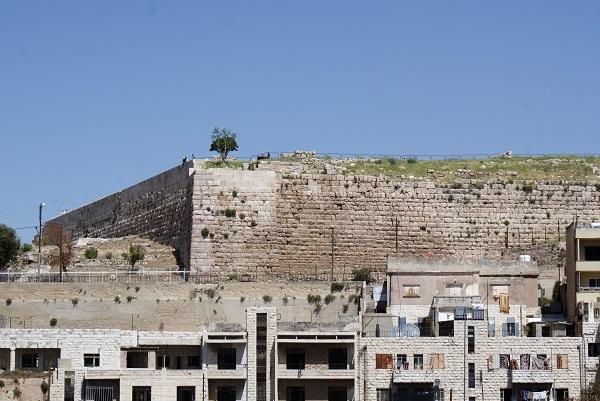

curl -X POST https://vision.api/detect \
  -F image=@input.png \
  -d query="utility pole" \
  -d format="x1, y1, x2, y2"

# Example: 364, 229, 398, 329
330, 227, 335, 282
38, 203, 45, 279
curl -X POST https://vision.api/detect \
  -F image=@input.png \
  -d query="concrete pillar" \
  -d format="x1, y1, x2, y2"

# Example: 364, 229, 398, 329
9, 347, 15, 371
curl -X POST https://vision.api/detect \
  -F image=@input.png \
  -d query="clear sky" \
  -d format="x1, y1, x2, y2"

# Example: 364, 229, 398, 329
1, 1, 599, 241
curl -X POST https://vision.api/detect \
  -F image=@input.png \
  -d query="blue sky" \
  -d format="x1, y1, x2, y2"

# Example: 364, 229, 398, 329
1, 1, 599, 241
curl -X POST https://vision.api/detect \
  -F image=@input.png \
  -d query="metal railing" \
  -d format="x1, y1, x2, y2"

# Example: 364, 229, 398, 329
0, 270, 200, 284
196, 152, 600, 162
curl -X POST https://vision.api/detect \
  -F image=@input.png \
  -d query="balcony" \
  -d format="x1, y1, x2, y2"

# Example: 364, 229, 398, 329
278, 367, 354, 380
392, 369, 436, 383
576, 261, 600, 272
511, 369, 553, 383
205, 364, 247, 379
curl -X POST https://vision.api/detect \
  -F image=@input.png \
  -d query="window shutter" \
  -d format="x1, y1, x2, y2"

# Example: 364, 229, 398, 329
502, 323, 507, 336
515, 322, 521, 337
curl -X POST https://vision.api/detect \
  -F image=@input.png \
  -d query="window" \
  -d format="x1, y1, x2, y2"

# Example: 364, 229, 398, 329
403, 285, 420, 298
488, 318, 495, 337
556, 354, 568, 369
589, 278, 600, 288
414, 354, 424, 370
469, 398, 476, 401
396, 354, 408, 370
502, 322, 517, 336
555, 389, 569, 401
500, 389, 512, 401
286, 349, 305, 370
589, 343, 600, 357
434, 389, 445, 401
21, 353, 38, 369
328, 348, 348, 370
132, 386, 151, 401
187, 355, 200, 368
177, 386, 195, 401
447, 284, 462, 296
217, 348, 236, 370
127, 351, 149, 368
376, 389, 390, 401
468, 363, 475, 388
83, 353, 100, 367
328, 386, 347, 401
585, 246, 600, 261
217, 386, 236, 401
375, 354, 393, 369
287, 387, 305, 401
468, 326, 475, 354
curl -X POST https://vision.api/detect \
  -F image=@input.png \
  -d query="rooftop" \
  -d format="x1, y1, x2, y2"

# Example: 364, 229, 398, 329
387, 257, 538, 276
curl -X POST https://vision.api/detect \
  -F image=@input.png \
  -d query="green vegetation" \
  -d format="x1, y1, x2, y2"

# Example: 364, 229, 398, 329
262, 294, 272, 303
282, 295, 289, 306
324, 294, 336, 304
351, 267, 372, 282
49, 318, 57, 327
210, 127, 239, 162
71, 297, 79, 307
307, 294, 322, 304
123, 244, 145, 268
13, 387, 22, 399
20, 243, 32, 252
5, 298, 12, 306
344, 156, 600, 183
0, 224, 20, 268
105, 252, 113, 260
224, 208, 236, 218
538, 296, 552, 307
552, 280, 562, 304
201, 228, 210, 238
330, 282, 345, 292
84, 247, 98, 259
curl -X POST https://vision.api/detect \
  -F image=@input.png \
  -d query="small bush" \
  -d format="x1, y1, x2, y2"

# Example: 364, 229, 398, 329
240, 296, 245, 303
40, 381, 49, 394
159, 322, 165, 332
105, 252, 113, 260
13, 387, 22, 399
49, 318, 57, 327
223, 233, 229, 240
201, 228, 210, 238
84, 247, 98, 259
263, 294, 272, 303
0, 379, 4, 388
307, 294, 322, 304
447, 195, 454, 202
5, 298, 12, 306
406, 158, 417, 164
126, 295, 135, 303
348, 294, 360, 305
206, 288, 216, 298
351, 268, 371, 282
12, 378, 18, 385
250, 219, 257, 227
114, 295, 121, 304
313, 303, 322, 314
522, 183, 535, 193
451, 183, 463, 189
324, 294, 336, 304
239, 213, 246, 220
330, 282, 345, 293
232, 190, 238, 198
342, 304, 349, 313
503, 220, 510, 226
135, 286, 140, 292
538, 296, 552, 307
123, 244, 145, 268
21, 243, 33, 252
282, 295, 289, 306
71, 297, 79, 307
224, 208, 236, 218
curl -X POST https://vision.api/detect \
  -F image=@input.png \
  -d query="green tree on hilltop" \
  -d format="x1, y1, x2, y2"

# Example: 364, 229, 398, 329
210, 127, 238, 162
0, 224, 20, 269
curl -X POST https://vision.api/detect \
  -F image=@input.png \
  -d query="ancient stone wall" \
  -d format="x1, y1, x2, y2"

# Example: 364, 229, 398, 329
50, 161, 600, 281
190, 166, 600, 281
48, 161, 195, 265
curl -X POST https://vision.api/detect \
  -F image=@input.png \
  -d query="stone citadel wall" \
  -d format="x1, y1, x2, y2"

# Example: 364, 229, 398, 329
48, 161, 195, 265
50, 161, 600, 281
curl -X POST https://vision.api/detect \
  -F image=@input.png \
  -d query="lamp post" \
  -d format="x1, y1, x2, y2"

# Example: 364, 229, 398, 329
38, 202, 45, 279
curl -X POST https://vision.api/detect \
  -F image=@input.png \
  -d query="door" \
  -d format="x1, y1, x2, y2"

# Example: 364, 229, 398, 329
177, 386, 195, 401
132, 386, 151, 401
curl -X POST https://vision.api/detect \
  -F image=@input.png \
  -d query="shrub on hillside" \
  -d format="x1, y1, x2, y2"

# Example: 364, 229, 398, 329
84, 247, 98, 259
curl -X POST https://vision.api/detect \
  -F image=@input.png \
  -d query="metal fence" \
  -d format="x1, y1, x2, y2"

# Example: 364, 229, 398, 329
198, 151, 600, 162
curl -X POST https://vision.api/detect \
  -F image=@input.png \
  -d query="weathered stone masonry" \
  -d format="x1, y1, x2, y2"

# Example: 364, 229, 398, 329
50, 161, 600, 278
